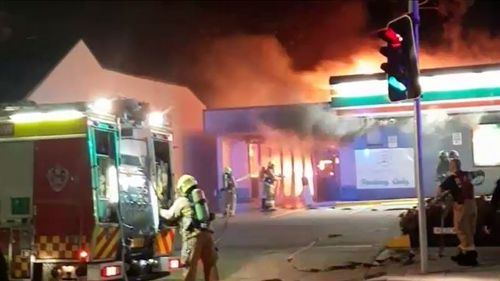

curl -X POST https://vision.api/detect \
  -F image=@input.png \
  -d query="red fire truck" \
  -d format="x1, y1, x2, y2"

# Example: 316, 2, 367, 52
0, 98, 180, 280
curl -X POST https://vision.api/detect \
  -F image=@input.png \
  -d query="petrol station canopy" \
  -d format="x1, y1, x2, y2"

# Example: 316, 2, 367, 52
329, 63, 500, 117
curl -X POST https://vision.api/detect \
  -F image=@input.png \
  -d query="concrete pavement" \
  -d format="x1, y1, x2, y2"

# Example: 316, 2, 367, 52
367, 247, 500, 281
161, 203, 500, 281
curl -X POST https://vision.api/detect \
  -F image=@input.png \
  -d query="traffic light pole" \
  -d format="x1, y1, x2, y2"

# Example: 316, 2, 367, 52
409, 0, 428, 273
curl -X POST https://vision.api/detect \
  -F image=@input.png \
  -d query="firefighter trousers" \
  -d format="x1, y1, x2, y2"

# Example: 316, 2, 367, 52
263, 182, 275, 209
181, 231, 219, 281
224, 189, 237, 216
453, 199, 477, 251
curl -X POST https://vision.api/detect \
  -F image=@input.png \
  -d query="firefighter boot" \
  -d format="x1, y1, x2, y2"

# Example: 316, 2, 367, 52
458, 250, 478, 267
451, 249, 465, 263
261, 198, 267, 211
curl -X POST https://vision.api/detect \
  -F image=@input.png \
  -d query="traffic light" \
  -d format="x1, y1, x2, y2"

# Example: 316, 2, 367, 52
377, 15, 421, 102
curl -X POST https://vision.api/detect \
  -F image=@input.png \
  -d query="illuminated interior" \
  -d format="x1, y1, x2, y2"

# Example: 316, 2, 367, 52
246, 142, 316, 208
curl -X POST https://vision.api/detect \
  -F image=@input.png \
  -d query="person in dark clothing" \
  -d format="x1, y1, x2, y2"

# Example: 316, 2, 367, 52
0, 247, 8, 281
439, 159, 485, 266
484, 179, 500, 235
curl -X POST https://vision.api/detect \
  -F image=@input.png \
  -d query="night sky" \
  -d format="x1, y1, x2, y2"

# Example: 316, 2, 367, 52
1, 0, 499, 106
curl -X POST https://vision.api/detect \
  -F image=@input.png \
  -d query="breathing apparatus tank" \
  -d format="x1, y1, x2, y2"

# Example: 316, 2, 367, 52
191, 188, 210, 228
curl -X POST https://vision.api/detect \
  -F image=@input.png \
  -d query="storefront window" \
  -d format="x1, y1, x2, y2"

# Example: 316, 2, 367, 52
473, 124, 500, 166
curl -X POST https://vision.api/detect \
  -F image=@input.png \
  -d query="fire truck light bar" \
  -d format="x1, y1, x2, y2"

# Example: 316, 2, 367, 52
9, 110, 85, 123
330, 67, 500, 98
90, 98, 113, 115
148, 111, 164, 127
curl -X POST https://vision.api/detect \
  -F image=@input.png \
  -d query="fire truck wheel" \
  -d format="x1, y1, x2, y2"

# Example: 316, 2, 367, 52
75, 265, 87, 277
50, 266, 61, 278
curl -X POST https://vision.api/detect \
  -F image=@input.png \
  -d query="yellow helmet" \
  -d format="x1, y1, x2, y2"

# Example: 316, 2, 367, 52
224, 167, 232, 174
176, 174, 198, 195
267, 162, 274, 169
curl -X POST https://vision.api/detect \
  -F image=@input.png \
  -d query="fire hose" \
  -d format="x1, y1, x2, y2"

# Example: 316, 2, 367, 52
213, 188, 234, 245
214, 212, 232, 245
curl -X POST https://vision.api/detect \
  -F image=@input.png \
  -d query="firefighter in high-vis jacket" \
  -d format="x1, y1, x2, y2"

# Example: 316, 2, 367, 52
261, 162, 279, 211
222, 167, 237, 217
160, 175, 219, 281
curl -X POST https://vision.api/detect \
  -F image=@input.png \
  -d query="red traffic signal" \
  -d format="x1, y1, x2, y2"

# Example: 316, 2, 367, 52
377, 28, 402, 48
376, 15, 421, 102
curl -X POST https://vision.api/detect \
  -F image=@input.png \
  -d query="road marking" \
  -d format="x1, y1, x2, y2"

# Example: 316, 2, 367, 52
270, 209, 303, 218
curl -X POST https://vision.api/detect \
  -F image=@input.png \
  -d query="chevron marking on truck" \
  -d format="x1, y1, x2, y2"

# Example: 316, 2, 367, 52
155, 228, 175, 256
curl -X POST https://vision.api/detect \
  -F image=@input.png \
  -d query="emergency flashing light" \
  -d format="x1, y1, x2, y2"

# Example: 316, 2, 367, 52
101, 265, 121, 278
377, 15, 421, 102
9, 110, 84, 123
148, 111, 164, 127
78, 249, 89, 263
79, 250, 88, 259
90, 98, 113, 114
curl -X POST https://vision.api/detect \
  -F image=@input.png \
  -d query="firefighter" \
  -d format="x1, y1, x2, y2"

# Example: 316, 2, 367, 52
440, 159, 485, 266
261, 162, 278, 211
449, 150, 460, 160
436, 150, 450, 183
222, 167, 237, 217
159, 175, 219, 281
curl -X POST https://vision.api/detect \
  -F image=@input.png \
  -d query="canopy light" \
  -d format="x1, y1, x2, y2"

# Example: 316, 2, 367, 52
90, 98, 113, 114
331, 69, 500, 98
148, 111, 164, 127
10, 110, 84, 123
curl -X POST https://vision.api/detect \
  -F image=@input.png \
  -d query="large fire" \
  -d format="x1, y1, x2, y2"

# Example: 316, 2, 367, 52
300, 42, 500, 99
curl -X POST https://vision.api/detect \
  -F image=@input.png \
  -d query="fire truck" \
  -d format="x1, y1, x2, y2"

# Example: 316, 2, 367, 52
0, 98, 181, 280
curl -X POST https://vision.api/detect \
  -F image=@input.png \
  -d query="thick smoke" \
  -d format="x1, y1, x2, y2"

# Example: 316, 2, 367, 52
193, 1, 370, 109
256, 104, 376, 143
192, 35, 316, 108
193, 0, 499, 139
438, 0, 475, 51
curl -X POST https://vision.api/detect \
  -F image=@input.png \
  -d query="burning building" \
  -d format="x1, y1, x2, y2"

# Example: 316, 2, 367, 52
204, 63, 500, 208
204, 104, 342, 209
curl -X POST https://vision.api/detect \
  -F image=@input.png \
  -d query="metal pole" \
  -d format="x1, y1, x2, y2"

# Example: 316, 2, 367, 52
409, 0, 428, 273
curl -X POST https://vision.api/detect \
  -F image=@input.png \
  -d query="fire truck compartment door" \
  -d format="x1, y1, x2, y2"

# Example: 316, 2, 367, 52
0, 141, 34, 221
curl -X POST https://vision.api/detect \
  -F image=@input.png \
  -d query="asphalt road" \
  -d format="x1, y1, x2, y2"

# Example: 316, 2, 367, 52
161, 203, 406, 281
